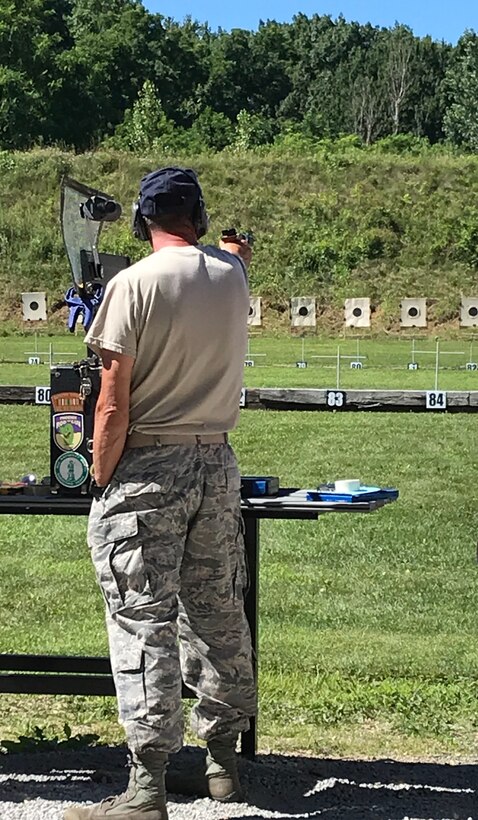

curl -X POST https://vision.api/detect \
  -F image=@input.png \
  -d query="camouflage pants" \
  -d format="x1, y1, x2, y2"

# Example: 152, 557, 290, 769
87, 443, 256, 754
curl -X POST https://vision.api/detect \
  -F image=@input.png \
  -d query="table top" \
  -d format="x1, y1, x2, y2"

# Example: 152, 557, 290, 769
0, 487, 393, 519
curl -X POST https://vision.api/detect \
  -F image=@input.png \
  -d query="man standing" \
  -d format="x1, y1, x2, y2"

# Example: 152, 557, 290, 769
65, 167, 256, 820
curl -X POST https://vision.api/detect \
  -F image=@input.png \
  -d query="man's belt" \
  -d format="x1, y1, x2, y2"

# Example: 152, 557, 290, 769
125, 432, 229, 449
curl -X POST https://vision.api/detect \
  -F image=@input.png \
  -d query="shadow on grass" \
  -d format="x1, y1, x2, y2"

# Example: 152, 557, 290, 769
0, 745, 477, 819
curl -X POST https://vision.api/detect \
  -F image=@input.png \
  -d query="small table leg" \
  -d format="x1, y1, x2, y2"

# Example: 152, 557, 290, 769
240, 515, 259, 759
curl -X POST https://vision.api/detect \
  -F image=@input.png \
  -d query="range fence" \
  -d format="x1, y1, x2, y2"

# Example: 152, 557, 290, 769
2, 385, 478, 413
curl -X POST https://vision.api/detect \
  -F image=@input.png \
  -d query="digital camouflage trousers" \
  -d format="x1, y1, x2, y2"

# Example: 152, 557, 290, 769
87, 443, 256, 754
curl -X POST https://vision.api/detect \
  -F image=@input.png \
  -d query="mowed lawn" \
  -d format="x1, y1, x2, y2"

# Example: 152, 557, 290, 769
1, 393, 478, 759
2, 332, 478, 391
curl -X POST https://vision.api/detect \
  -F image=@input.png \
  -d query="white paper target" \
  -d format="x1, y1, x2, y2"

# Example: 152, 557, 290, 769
460, 298, 478, 327
344, 298, 370, 328
22, 292, 47, 322
248, 296, 262, 326
400, 298, 427, 328
291, 297, 316, 328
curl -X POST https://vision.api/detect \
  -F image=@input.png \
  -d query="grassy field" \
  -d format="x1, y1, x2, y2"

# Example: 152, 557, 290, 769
1, 338, 478, 759
2, 332, 478, 391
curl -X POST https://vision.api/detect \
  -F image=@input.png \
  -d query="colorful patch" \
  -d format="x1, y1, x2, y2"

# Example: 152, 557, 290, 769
53, 412, 84, 452
0, 482, 28, 495
51, 392, 84, 413
54, 452, 89, 489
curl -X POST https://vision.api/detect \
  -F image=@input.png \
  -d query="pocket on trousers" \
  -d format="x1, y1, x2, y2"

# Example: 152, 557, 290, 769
226, 464, 241, 493
122, 477, 174, 506
88, 510, 138, 548
234, 517, 249, 601
88, 511, 146, 613
112, 636, 147, 721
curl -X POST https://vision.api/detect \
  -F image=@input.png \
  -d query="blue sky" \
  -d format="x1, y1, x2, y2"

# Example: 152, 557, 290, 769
144, 0, 476, 43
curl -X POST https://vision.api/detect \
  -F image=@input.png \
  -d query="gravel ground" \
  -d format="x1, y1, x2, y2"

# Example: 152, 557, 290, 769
1, 745, 477, 820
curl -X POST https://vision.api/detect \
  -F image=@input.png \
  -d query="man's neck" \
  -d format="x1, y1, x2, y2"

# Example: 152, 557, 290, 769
150, 228, 198, 252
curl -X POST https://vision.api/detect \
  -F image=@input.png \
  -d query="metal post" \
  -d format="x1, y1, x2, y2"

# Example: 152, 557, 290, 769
435, 339, 440, 391
241, 515, 259, 759
336, 346, 340, 390
412, 338, 416, 365
302, 337, 305, 363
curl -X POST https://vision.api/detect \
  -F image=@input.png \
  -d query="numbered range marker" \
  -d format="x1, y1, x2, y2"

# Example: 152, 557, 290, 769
426, 391, 447, 410
408, 362, 419, 371
466, 362, 477, 371
244, 359, 254, 367
350, 361, 363, 370
326, 390, 346, 409
296, 361, 307, 369
28, 356, 41, 365
35, 386, 51, 405
239, 388, 246, 408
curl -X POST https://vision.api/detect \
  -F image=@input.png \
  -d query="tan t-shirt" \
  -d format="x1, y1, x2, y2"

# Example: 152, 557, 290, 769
85, 245, 249, 435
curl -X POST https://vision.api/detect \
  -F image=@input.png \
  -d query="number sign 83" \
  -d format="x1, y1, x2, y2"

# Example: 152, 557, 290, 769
326, 390, 346, 408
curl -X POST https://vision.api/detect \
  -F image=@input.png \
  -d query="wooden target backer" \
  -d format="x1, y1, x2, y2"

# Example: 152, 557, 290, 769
248, 296, 262, 326
22, 292, 47, 322
344, 298, 370, 328
291, 297, 316, 328
460, 298, 478, 327
400, 298, 427, 328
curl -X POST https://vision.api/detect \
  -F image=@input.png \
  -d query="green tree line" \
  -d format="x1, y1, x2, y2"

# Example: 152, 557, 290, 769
1, 0, 478, 152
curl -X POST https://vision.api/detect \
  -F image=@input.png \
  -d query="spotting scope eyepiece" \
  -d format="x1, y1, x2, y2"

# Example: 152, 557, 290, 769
80, 195, 122, 223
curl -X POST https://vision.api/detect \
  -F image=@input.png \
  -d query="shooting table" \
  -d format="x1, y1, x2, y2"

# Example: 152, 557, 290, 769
0, 489, 393, 757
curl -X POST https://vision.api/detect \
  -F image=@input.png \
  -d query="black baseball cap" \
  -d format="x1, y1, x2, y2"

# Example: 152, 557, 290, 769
139, 166, 201, 217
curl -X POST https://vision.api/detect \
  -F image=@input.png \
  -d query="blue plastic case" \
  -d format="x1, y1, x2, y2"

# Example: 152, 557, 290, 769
306, 486, 399, 503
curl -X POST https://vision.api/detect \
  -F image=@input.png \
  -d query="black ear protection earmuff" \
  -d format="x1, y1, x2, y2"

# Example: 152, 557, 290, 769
131, 168, 209, 242
131, 200, 150, 242
182, 168, 209, 238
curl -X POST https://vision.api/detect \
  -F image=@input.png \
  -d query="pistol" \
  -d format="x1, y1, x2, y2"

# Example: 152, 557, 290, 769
221, 228, 254, 246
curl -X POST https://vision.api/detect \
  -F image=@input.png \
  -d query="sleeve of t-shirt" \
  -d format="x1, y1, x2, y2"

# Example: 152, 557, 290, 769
231, 253, 248, 281
208, 245, 248, 281
84, 276, 137, 358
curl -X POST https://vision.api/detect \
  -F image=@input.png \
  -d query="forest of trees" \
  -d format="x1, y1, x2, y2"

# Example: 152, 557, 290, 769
1, 0, 478, 154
